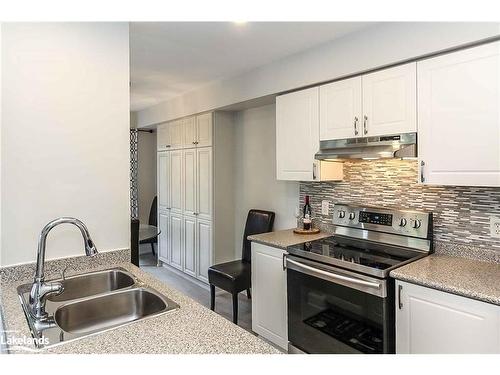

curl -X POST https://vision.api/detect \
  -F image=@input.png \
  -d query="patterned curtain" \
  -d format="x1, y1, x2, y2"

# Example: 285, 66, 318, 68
130, 129, 139, 220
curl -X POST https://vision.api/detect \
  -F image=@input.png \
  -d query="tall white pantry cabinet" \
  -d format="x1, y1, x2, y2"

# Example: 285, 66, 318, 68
156, 112, 235, 284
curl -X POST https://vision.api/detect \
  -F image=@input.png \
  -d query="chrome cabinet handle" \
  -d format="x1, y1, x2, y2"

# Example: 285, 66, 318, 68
192, 141, 196, 145
398, 284, 403, 309
286, 257, 381, 289
354, 117, 359, 135
420, 160, 425, 183
363, 115, 368, 135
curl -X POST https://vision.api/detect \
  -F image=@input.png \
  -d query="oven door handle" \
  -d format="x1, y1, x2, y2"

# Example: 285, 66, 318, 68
286, 258, 381, 289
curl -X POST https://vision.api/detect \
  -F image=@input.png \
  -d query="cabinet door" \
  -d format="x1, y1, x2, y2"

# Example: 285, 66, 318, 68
362, 62, 416, 137
169, 150, 183, 214
183, 216, 197, 277
319, 77, 362, 140
196, 147, 212, 221
169, 214, 183, 270
396, 281, 500, 354
156, 123, 170, 151
158, 210, 170, 264
183, 116, 197, 148
418, 42, 500, 186
276, 87, 319, 181
157, 151, 170, 211
196, 219, 212, 283
169, 120, 184, 149
196, 112, 213, 147
251, 243, 288, 349
183, 149, 197, 216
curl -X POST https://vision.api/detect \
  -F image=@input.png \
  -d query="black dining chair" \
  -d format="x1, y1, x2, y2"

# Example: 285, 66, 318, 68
139, 196, 158, 255
208, 209, 275, 325
131, 219, 140, 266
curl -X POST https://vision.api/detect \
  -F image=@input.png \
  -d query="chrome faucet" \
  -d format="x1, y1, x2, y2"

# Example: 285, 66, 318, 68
29, 217, 98, 321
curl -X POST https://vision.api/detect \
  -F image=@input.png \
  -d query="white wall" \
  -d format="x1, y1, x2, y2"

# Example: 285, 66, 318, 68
1, 23, 130, 266
137, 131, 157, 224
233, 104, 298, 256
136, 22, 500, 127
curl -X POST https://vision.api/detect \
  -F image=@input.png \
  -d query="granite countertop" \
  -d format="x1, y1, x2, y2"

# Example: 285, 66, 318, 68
248, 228, 331, 249
0, 256, 279, 354
390, 254, 500, 306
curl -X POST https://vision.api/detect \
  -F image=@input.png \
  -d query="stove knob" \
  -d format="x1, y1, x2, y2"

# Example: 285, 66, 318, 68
338, 210, 346, 219
349, 212, 356, 220
412, 219, 422, 229
399, 218, 407, 227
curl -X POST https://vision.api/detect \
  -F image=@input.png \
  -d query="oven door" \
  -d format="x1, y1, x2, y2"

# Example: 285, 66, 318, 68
286, 255, 394, 354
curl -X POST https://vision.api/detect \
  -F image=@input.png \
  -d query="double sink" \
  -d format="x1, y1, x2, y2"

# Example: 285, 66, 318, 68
17, 268, 179, 348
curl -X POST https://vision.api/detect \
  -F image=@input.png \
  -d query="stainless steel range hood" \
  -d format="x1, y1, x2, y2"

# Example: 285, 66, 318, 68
315, 133, 417, 160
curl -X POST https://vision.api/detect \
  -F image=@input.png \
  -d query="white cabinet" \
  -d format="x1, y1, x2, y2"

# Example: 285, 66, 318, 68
183, 148, 197, 216
183, 215, 197, 277
318, 63, 416, 140
169, 213, 183, 271
196, 113, 213, 147
169, 150, 183, 214
169, 119, 184, 149
157, 151, 170, 211
396, 280, 500, 354
157, 123, 170, 151
183, 116, 197, 148
158, 210, 170, 264
276, 87, 319, 181
251, 243, 288, 350
319, 77, 362, 140
197, 147, 212, 220
417, 41, 500, 186
362, 63, 416, 136
196, 219, 212, 283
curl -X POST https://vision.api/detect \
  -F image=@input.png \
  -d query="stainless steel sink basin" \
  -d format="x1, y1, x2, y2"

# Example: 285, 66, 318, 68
17, 268, 179, 348
48, 268, 135, 302
55, 287, 170, 334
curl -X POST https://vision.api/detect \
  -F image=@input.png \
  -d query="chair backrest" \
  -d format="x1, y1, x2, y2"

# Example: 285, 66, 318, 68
242, 209, 275, 263
148, 196, 157, 226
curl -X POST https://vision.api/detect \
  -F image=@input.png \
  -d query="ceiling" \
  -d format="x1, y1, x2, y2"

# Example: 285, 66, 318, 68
130, 22, 375, 111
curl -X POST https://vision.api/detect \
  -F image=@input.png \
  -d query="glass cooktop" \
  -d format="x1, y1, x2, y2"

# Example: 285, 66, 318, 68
287, 236, 422, 278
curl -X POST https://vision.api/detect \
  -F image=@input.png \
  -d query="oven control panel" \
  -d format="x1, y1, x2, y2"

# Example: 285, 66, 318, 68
332, 204, 431, 239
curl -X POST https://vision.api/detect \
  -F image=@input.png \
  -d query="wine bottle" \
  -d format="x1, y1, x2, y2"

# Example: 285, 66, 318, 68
303, 195, 312, 230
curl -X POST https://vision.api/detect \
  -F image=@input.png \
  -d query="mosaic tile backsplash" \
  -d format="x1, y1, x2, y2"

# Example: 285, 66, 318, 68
300, 159, 500, 251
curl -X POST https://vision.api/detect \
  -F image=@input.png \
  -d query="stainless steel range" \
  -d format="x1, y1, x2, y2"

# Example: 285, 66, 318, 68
286, 204, 433, 354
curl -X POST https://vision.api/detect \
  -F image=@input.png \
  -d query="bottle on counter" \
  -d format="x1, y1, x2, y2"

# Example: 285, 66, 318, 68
303, 195, 312, 230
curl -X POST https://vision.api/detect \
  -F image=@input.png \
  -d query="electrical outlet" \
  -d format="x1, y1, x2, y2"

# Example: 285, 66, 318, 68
490, 217, 500, 238
321, 200, 330, 216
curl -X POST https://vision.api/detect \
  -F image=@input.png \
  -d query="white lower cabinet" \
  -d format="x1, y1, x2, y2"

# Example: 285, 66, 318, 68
183, 215, 197, 277
169, 214, 183, 271
396, 280, 500, 354
157, 210, 170, 264
251, 243, 288, 350
196, 219, 212, 283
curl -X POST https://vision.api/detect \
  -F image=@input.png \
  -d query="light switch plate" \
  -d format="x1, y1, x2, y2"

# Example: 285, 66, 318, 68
490, 217, 500, 238
321, 200, 330, 216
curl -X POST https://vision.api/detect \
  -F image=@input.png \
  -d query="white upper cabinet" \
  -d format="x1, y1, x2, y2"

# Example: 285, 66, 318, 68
418, 42, 500, 186
183, 148, 197, 216
196, 113, 213, 147
157, 123, 170, 151
276, 87, 319, 181
197, 147, 213, 220
362, 62, 416, 137
183, 116, 197, 148
157, 151, 170, 211
320, 77, 362, 140
169, 150, 183, 214
318, 63, 416, 140
169, 119, 184, 149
